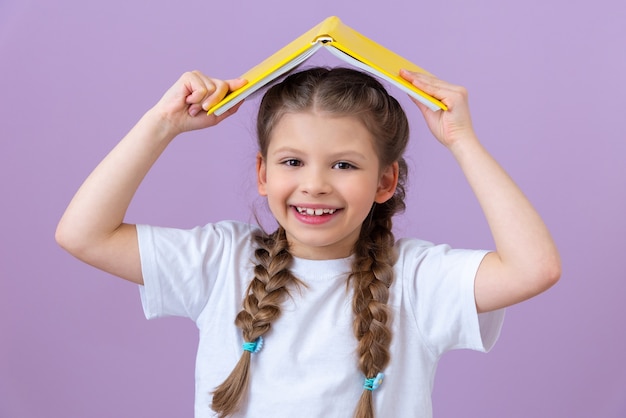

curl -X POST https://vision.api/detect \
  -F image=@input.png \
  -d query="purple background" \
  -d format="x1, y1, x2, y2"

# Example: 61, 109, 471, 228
1, 0, 625, 417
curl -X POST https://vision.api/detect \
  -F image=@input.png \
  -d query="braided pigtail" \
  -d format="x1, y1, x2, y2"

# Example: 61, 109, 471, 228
350, 199, 399, 418
211, 226, 301, 417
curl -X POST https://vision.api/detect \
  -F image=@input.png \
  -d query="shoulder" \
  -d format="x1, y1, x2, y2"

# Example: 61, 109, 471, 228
394, 236, 435, 255
395, 236, 487, 262
137, 220, 262, 266
212, 220, 262, 238
138, 220, 260, 242
393, 237, 439, 269
394, 237, 488, 282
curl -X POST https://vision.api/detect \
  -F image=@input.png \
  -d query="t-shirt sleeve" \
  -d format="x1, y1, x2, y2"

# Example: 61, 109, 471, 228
400, 239, 505, 357
136, 221, 254, 322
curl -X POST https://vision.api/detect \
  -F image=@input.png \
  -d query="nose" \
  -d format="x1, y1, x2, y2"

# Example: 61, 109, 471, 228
300, 166, 332, 196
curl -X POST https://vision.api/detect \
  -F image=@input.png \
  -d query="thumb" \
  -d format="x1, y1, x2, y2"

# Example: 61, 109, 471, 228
204, 78, 248, 115
226, 78, 248, 92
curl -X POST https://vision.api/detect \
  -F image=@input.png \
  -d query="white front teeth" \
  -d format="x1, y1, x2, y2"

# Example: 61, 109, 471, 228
296, 207, 337, 216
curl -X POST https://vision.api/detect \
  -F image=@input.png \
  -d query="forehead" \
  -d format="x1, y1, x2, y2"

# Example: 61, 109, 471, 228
268, 111, 376, 151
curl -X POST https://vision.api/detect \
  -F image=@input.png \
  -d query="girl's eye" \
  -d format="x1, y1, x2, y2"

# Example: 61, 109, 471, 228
282, 159, 302, 167
333, 161, 356, 170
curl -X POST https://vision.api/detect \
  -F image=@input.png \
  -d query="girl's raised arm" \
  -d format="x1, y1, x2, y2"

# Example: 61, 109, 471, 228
401, 69, 561, 313
56, 71, 246, 284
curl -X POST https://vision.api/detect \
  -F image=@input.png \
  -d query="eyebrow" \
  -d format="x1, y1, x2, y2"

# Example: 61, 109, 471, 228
271, 146, 369, 161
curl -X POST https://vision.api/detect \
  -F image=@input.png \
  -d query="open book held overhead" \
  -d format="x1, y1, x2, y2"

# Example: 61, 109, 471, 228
207, 16, 447, 116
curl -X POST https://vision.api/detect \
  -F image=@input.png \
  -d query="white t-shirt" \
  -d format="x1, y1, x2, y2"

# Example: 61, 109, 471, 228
138, 220, 504, 418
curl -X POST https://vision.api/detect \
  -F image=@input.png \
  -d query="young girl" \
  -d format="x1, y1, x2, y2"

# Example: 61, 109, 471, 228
56, 67, 560, 418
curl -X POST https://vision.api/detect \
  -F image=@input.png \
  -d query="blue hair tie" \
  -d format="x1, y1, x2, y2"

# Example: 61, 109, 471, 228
242, 336, 263, 354
363, 372, 384, 391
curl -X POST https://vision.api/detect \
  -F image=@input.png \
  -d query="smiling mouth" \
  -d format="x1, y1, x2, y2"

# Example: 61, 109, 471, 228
295, 206, 338, 216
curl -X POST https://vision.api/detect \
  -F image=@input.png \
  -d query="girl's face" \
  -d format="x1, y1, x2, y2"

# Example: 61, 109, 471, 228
257, 111, 398, 260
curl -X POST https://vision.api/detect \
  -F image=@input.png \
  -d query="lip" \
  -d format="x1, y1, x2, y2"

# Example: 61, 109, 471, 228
291, 203, 341, 210
290, 205, 342, 225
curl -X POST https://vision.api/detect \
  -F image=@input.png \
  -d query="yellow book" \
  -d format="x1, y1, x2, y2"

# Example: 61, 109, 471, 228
208, 16, 446, 115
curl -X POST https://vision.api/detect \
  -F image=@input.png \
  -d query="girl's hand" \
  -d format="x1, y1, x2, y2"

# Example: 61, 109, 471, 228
151, 71, 247, 137
400, 69, 476, 149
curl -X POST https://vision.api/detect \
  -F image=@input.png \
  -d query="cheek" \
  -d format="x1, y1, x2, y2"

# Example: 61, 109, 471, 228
264, 172, 294, 197
339, 180, 378, 207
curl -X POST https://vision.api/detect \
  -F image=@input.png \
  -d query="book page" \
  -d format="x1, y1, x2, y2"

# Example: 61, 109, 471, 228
212, 43, 324, 116
324, 46, 442, 112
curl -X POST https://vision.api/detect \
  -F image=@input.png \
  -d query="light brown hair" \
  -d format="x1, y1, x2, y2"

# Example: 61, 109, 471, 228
212, 67, 409, 418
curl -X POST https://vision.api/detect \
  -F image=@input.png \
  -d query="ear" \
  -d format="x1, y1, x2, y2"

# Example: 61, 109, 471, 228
256, 152, 268, 196
374, 162, 399, 204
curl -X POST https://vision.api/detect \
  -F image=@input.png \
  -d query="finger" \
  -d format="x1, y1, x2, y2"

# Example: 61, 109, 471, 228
400, 68, 439, 86
226, 77, 248, 92
177, 70, 229, 112
401, 69, 467, 110
200, 77, 247, 111
190, 72, 224, 111
188, 103, 204, 117
189, 79, 248, 124
183, 71, 218, 106
400, 69, 448, 110
401, 69, 446, 97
